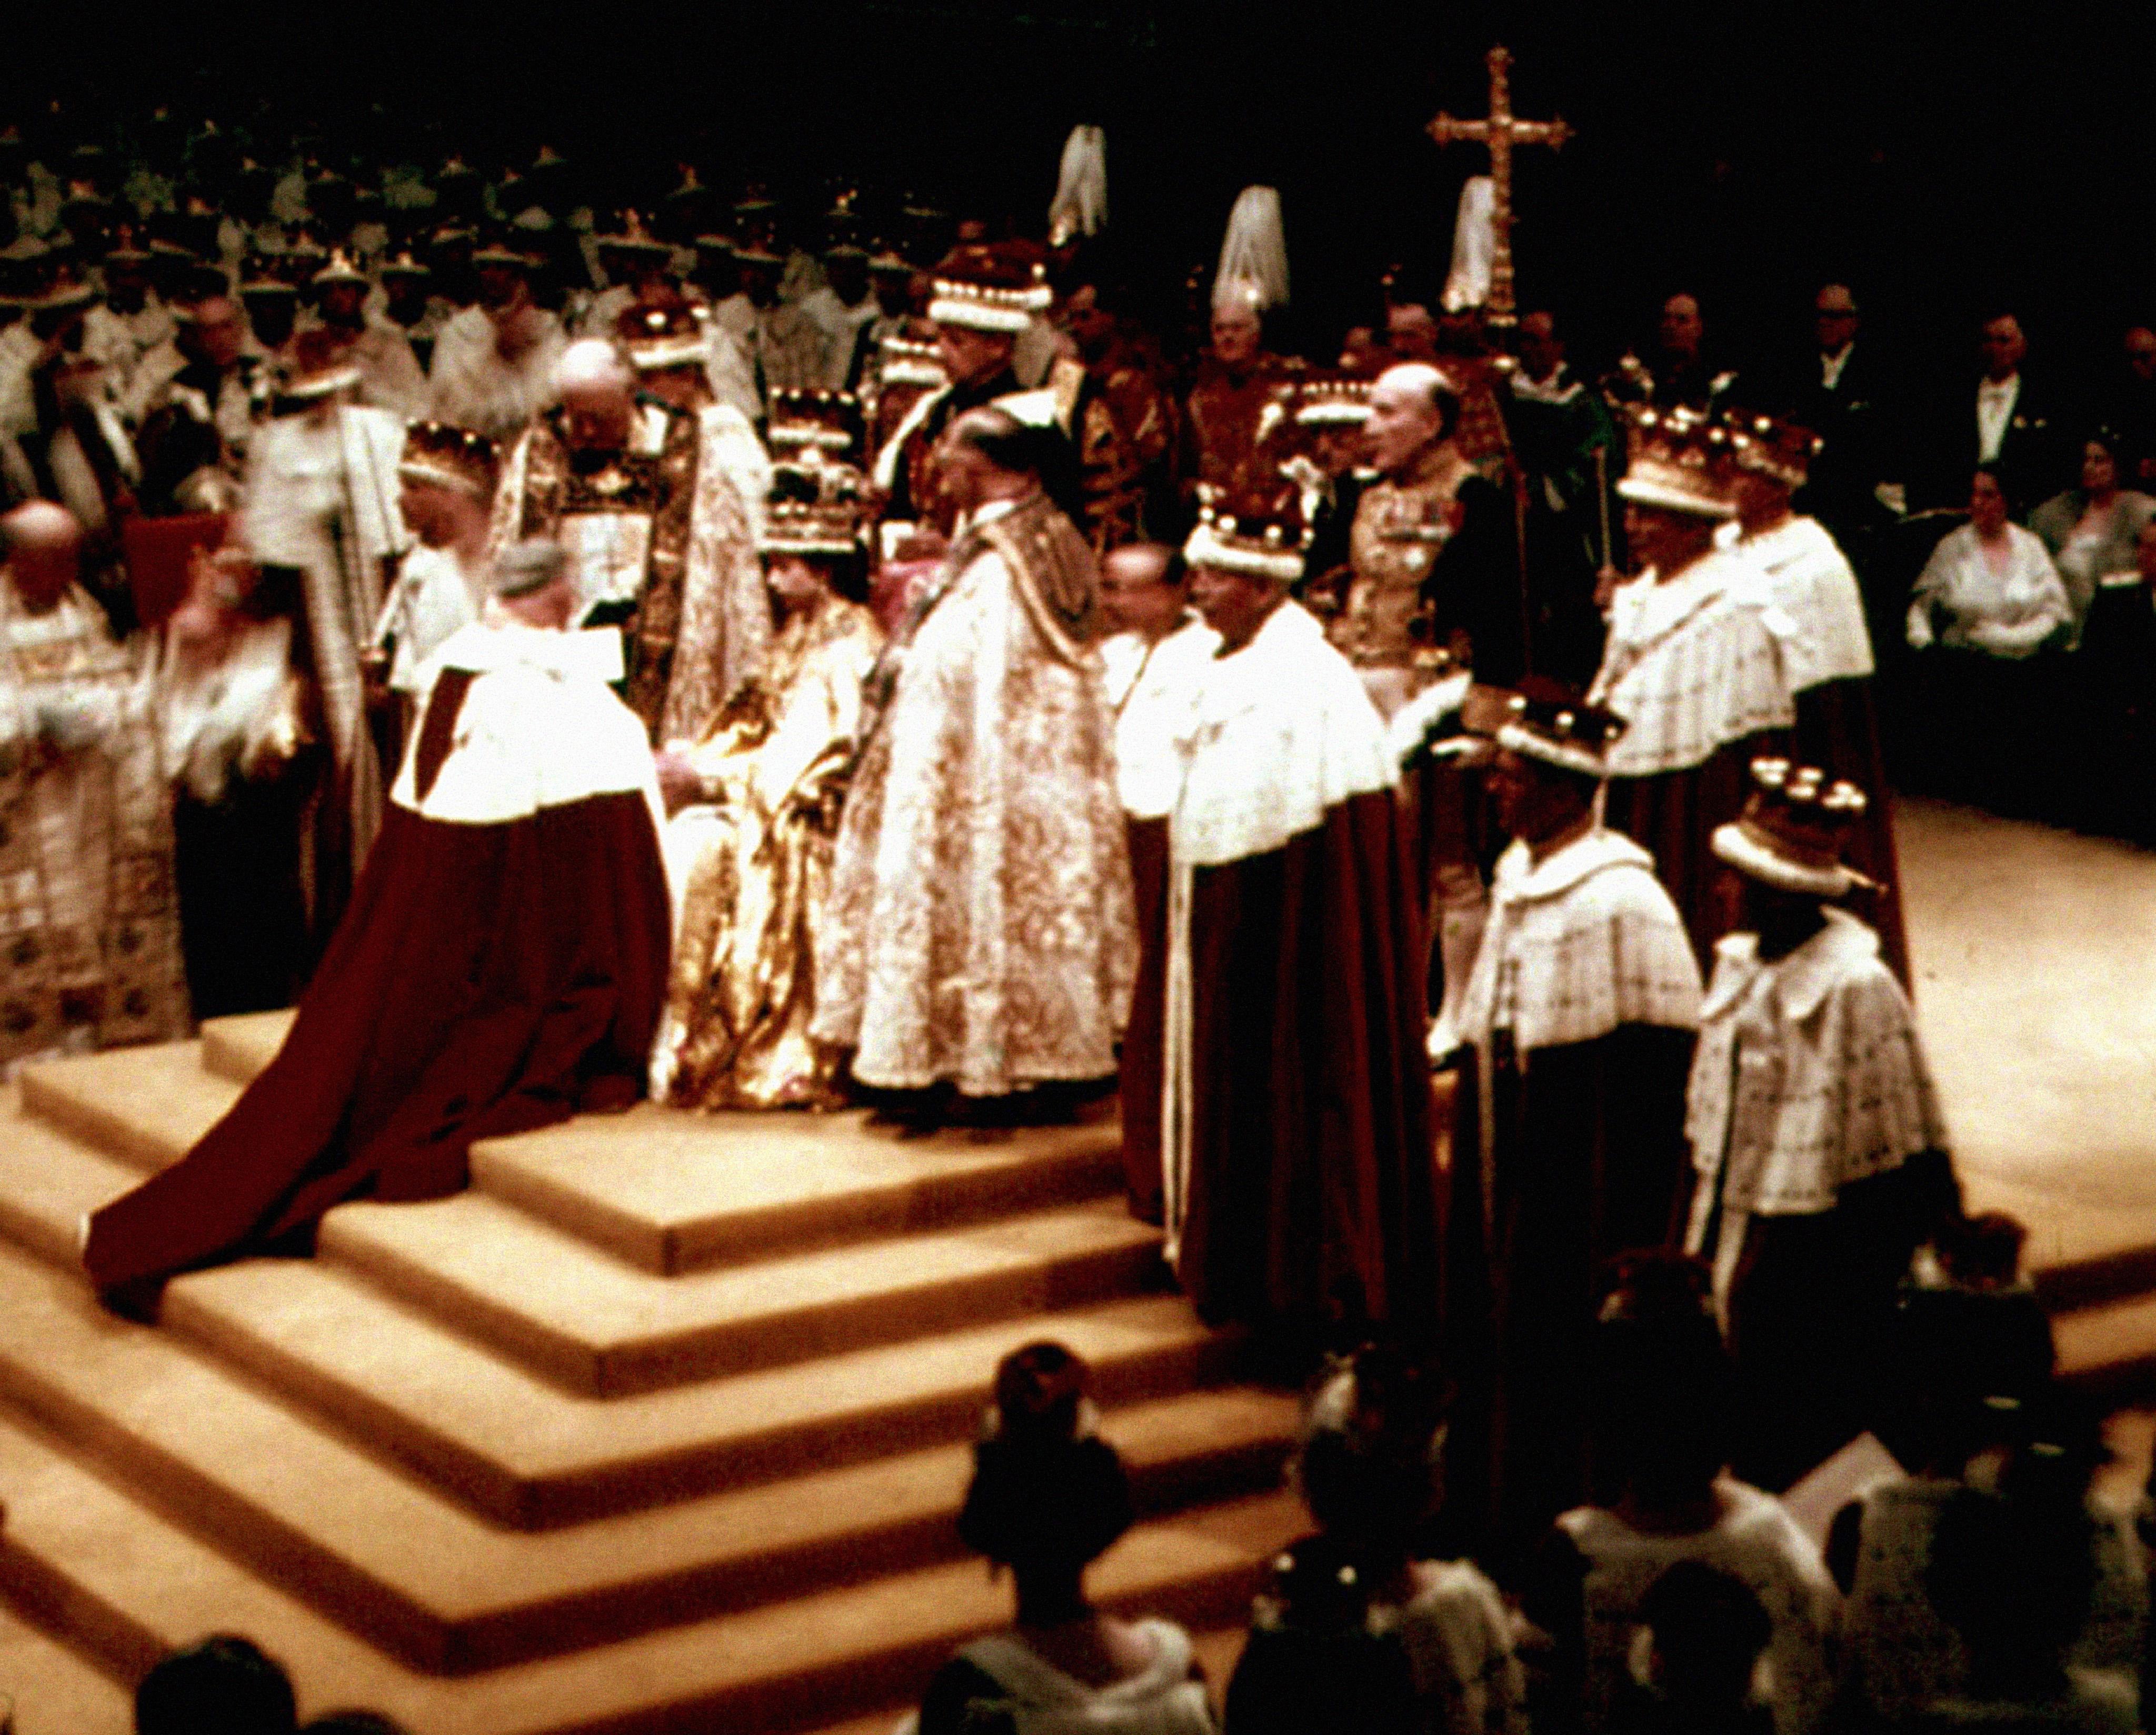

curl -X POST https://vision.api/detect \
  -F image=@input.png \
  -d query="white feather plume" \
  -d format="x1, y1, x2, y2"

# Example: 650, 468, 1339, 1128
1047, 125, 1108, 246
1214, 185, 1289, 314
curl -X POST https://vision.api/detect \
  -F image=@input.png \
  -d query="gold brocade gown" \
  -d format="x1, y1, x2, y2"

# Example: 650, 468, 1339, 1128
650, 595, 882, 1109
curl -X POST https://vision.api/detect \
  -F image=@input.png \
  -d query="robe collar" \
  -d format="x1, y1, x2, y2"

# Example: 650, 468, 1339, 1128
431, 619, 626, 684
1702, 905, 1878, 1022
1492, 824, 1657, 905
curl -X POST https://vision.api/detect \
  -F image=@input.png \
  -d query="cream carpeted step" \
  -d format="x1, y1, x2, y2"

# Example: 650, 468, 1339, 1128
0, 1402, 1303, 1735
0, 1241, 1269, 1671
171, 1260, 1234, 1528
26, 1029, 1133, 1281
1963, 1168, 2156, 1313
469, 1106, 1125, 1274
2054, 1292, 2156, 1403
197, 1009, 293, 1083
0, 1597, 132, 1735
0, 1090, 132, 1264
317, 1190, 1166, 1395
0, 1098, 1226, 1522
15, 1043, 236, 1171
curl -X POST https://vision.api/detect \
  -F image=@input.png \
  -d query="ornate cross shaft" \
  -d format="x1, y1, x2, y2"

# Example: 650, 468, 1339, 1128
1426, 45, 1573, 326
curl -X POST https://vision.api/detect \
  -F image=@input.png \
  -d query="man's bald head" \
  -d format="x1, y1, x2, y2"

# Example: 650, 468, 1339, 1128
3, 501, 84, 612
1100, 542, 1186, 642
557, 340, 637, 453
937, 406, 1042, 517
1367, 363, 1454, 477
557, 338, 636, 398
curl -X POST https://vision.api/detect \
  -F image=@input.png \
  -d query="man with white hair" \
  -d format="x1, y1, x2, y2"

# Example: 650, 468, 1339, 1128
0, 500, 190, 1069
490, 336, 767, 741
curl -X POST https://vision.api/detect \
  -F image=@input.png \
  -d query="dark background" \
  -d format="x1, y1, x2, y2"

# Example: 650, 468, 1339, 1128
12, 0, 2156, 395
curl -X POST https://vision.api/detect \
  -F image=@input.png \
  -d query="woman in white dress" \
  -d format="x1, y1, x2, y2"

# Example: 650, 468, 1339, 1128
1905, 466, 2073, 813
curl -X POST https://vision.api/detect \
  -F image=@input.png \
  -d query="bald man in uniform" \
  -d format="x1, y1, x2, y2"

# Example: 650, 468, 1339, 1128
1334, 361, 1522, 1032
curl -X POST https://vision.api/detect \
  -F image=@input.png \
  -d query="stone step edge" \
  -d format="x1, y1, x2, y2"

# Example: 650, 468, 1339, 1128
8, 1063, 1167, 1405
0, 1240, 1257, 1672
316, 1196, 1171, 1400
21, 1041, 1136, 1287
0, 1398, 1301, 1735
471, 1127, 1126, 1277
170, 1263, 1243, 1532
0, 1139, 1235, 1534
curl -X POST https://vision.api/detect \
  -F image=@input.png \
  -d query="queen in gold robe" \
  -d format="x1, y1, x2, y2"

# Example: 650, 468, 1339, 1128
647, 464, 883, 1109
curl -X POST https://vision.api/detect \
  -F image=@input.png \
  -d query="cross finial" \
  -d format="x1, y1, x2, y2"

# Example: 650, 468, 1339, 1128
1425, 44, 1573, 326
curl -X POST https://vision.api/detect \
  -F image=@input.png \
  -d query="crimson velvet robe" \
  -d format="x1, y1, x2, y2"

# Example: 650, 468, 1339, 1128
85, 623, 670, 1296
1440, 830, 1703, 1566
1164, 600, 1440, 1339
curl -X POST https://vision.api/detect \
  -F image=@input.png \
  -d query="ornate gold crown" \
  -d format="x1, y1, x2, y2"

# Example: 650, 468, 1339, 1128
1183, 482, 1312, 583
1712, 757, 1874, 896
1721, 410, 1823, 488
927, 242, 1053, 333
767, 388, 864, 464
1289, 370, 1374, 427
1615, 405, 1735, 519
1494, 682, 1629, 779
620, 302, 708, 372
761, 453, 870, 557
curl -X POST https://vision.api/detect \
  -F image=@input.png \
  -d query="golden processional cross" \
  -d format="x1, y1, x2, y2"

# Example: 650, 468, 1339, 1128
1425, 45, 1573, 327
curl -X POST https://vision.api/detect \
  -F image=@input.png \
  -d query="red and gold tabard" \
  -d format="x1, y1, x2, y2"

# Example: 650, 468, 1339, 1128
1074, 355, 1176, 552
1180, 354, 1293, 503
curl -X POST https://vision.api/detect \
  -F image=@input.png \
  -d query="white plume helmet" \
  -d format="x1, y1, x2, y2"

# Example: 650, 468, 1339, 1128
1442, 175, 1496, 313
1213, 185, 1289, 316
1047, 125, 1108, 247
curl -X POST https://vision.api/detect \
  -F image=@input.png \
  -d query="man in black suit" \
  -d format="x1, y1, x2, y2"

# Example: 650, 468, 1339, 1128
1920, 313, 2066, 515
1791, 284, 1900, 550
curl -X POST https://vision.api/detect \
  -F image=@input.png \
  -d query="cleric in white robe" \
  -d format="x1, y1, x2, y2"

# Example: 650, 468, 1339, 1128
84, 542, 671, 1309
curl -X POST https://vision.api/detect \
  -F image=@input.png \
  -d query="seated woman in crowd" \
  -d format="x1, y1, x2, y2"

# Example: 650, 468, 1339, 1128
1904, 466, 2073, 812
2029, 434, 2154, 647
646, 459, 883, 1110
1519, 1255, 1839, 1735
1230, 1344, 1526, 1735
909, 1341, 1216, 1735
